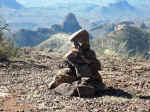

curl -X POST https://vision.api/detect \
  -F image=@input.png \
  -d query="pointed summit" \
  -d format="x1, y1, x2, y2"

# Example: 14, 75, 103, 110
62, 13, 82, 33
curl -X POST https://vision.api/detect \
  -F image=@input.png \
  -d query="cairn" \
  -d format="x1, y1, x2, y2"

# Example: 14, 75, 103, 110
49, 29, 105, 97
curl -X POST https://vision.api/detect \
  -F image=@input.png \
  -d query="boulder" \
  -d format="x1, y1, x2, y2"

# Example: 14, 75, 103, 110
54, 78, 97, 97
54, 83, 77, 96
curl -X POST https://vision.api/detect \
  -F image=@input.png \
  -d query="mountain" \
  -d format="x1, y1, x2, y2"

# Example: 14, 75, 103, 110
12, 13, 82, 47
107, 25, 150, 56
1, 0, 150, 33
89, 20, 137, 37
62, 13, 82, 33
100, 1, 137, 17
0, 0, 23, 9
91, 24, 150, 58
90, 23, 116, 37
50, 13, 82, 34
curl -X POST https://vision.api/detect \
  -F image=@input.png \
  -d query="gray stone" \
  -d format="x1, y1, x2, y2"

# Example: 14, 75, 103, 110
54, 83, 77, 96
54, 81, 96, 97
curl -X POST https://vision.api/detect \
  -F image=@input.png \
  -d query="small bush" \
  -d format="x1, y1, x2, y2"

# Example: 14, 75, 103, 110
91, 26, 150, 60
0, 31, 19, 61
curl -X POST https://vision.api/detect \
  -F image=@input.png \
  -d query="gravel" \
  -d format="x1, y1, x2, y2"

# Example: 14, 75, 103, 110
0, 49, 150, 112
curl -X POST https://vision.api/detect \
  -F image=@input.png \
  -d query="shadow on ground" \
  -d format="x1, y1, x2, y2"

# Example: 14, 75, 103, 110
139, 96, 150, 100
96, 86, 150, 100
97, 86, 133, 99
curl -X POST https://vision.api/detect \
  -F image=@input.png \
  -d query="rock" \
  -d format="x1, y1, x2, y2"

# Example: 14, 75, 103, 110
69, 29, 89, 44
62, 13, 82, 33
54, 80, 96, 97
54, 83, 77, 96
0, 92, 10, 97
0, 87, 10, 97
0, 63, 7, 67
48, 49, 53, 52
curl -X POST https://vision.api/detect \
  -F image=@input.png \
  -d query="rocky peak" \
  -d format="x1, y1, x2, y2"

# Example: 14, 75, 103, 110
62, 13, 82, 33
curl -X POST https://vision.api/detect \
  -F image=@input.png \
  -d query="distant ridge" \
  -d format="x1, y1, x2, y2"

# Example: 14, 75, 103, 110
13, 13, 82, 47
101, 1, 136, 16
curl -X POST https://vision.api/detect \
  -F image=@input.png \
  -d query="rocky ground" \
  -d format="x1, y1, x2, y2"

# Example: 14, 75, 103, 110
0, 48, 150, 112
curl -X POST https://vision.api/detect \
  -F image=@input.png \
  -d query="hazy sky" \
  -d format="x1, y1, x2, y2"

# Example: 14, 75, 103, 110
16, 0, 148, 8
16, 0, 121, 7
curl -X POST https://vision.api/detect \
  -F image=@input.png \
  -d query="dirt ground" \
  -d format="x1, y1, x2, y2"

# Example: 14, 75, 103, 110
0, 49, 150, 112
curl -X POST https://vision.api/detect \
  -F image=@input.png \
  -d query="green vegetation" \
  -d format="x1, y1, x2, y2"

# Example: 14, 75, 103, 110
0, 28, 19, 61
13, 29, 54, 47
110, 26, 150, 56
91, 25, 150, 59
37, 33, 70, 52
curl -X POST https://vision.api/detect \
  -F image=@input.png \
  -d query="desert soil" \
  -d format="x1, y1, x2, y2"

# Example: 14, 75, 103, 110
0, 48, 150, 112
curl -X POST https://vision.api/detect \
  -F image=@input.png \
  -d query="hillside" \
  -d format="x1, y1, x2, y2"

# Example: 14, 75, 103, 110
37, 33, 70, 52
0, 48, 150, 111
12, 28, 55, 47
90, 23, 116, 37
91, 24, 150, 58
32, 24, 150, 59
108, 25, 150, 56
36, 24, 150, 59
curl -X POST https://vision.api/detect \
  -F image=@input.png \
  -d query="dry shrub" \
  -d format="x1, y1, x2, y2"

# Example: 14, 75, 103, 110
0, 31, 19, 61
